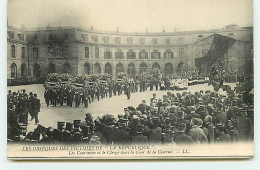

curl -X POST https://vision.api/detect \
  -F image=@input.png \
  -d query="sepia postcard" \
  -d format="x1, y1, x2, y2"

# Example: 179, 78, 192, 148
7, 0, 254, 160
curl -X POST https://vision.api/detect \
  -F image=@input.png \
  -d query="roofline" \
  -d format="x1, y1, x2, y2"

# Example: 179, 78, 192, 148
9, 25, 253, 36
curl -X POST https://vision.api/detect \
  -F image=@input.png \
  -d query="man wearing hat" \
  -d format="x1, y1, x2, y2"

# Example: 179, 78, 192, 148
112, 118, 131, 144
32, 94, 40, 125
188, 118, 208, 144
162, 128, 176, 145
214, 103, 227, 125
132, 124, 149, 144
44, 88, 51, 107
215, 123, 231, 143
203, 115, 215, 143
174, 123, 193, 145
148, 118, 162, 144
236, 108, 253, 141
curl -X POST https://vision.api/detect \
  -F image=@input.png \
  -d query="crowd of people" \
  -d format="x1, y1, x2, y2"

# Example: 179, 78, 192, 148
7, 89, 41, 141
7, 80, 254, 144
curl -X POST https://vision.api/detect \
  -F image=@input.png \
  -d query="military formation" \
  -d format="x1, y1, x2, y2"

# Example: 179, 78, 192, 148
7, 77, 254, 144
42, 70, 210, 108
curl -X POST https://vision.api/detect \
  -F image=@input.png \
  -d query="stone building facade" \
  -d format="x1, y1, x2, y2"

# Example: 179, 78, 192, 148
7, 25, 253, 79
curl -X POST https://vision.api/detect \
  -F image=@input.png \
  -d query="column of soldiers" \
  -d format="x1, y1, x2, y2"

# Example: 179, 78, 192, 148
10, 83, 253, 144
7, 89, 41, 142
43, 74, 213, 108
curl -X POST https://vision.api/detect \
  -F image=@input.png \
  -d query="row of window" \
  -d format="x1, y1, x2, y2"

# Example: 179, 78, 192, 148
10, 45, 39, 59
82, 35, 185, 45
11, 45, 26, 58
84, 47, 183, 59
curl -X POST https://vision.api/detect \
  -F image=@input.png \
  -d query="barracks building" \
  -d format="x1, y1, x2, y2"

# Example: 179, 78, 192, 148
7, 24, 253, 80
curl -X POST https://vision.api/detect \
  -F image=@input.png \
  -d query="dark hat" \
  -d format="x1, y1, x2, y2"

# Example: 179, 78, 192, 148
65, 122, 73, 131
85, 113, 93, 121
57, 122, 65, 130
73, 120, 81, 125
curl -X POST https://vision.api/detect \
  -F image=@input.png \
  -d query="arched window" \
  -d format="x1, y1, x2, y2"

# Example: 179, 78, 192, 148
84, 62, 91, 75
11, 63, 17, 78
105, 63, 112, 75
140, 63, 148, 74
165, 63, 174, 77
33, 63, 41, 78
62, 63, 72, 74
48, 62, 56, 74
127, 63, 136, 77
94, 63, 101, 74
116, 63, 124, 74
21, 63, 27, 78
152, 63, 160, 70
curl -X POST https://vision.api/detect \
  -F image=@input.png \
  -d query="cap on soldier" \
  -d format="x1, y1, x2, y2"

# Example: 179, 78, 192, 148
66, 122, 73, 131
57, 121, 65, 129
73, 120, 81, 125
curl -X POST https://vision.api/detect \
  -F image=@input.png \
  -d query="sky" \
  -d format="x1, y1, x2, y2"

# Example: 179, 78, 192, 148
7, 0, 253, 32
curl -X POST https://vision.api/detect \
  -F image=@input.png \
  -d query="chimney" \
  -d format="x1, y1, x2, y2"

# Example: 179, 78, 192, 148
91, 26, 94, 30
117, 27, 119, 32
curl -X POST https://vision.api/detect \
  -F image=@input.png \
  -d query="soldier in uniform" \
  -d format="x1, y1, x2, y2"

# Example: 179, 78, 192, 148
59, 88, 64, 106
67, 89, 73, 107
174, 123, 194, 145
108, 82, 113, 98
33, 94, 41, 125
52, 89, 57, 107
149, 80, 154, 91
214, 124, 231, 143
188, 118, 208, 144
96, 85, 100, 101
28, 92, 34, 121
74, 91, 81, 107
126, 83, 131, 100
154, 79, 159, 91
83, 88, 89, 108
44, 88, 50, 107
148, 117, 162, 144
235, 108, 253, 141
132, 124, 148, 144
112, 119, 131, 144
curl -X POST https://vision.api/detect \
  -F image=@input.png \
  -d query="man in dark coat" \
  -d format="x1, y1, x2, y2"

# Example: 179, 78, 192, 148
44, 88, 50, 107
108, 82, 113, 98
33, 94, 40, 125
215, 124, 232, 143
74, 91, 81, 107
96, 86, 100, 101
52, 89, 57, 107
67, 89, 73, 107
83, 88, 89, 108
126, 83, 131, 100
174, 124, 194, 145
59, 88, 64, 106
28, 92, 34, 121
